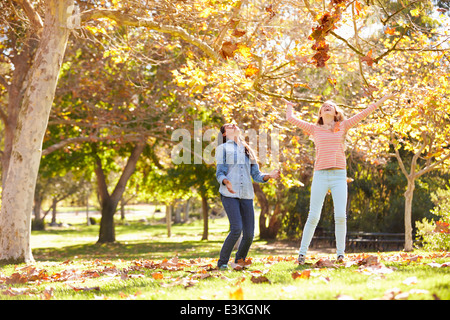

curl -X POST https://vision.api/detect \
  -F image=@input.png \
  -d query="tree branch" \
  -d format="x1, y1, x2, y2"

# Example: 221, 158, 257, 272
80, 9, 221, 62
42, 134, 146, 156
416, 152, 450, 178
212, 0, 245, 51
110, 140, 146, 202
13, 0, 43, 32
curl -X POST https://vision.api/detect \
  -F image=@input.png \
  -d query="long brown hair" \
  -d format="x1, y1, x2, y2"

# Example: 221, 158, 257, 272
220, 124, 257, 161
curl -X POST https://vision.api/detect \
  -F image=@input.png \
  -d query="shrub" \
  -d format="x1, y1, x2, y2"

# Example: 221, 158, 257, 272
416, 187, 450, 251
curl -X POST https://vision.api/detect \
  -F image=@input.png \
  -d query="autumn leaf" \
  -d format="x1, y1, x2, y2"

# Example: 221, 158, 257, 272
232, 29, 246, 38
229, 287, 244, 300
152, 272, 164, 280
312, 258, 335, 268
435, 221, 450, 234
294, 83, 311, 89
361, 49, 374, 67
362, 84, 378, 97
244, 64, 260, 78
385, 27, 396, 35
250, 275, 271, 284
220, 41, 238, 60
40, 287, 54, 300
410, 8, 421, 17
69, 285, 100, 292
292, 269, 311, 280
355, 1, 363, 16
327, 77, 337, 87
237, 42, 252, 57
358, 255, 378, 266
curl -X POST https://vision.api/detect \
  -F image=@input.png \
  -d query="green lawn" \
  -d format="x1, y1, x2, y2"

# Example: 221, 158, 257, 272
1, 209, 449, 301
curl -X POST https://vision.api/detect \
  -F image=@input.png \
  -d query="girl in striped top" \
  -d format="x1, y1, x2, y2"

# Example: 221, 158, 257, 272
285, 94, 395, 264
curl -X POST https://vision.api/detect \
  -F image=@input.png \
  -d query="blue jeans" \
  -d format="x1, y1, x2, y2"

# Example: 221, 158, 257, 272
299, 169, 348, 256
218, 195, 255, 267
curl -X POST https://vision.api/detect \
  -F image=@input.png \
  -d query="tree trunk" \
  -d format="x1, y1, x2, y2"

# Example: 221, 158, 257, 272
166, 205, 172, 238
0, 0, 74, 264
51, 200, 57, 225
95, 142, 146, 243
404, 178, 415, 251
253, 183, 271, 239
98, 200, 118, 243
201, 195, 209, 240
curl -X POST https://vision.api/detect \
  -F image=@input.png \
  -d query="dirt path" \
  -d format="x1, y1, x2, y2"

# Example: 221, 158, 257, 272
253, 239, 335, 256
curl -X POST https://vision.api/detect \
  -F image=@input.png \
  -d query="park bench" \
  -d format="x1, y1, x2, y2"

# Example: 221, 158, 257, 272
311, 231, 405, 251
346, 232, 405, 251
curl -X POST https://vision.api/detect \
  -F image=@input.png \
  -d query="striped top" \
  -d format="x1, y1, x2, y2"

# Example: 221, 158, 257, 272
287, 103, 378, 171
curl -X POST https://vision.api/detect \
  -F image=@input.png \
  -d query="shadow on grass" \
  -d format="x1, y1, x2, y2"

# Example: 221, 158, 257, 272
33, 240, 224, 262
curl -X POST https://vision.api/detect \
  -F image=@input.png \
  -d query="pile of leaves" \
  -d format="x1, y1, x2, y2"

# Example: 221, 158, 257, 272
1, 252, 449, 300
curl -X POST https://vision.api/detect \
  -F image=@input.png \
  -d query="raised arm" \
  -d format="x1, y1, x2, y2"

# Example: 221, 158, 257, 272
284, 99, 315, 135
344, 93, 397, 130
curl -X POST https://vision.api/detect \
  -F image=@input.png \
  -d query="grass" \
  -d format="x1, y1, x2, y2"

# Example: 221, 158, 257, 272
1, 208, 449, 301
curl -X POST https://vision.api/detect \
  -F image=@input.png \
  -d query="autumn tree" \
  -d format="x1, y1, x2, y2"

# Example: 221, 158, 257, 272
354, 29, 450, 251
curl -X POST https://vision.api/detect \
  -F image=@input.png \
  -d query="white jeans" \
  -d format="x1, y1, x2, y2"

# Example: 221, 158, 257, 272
299, 169, 348, 256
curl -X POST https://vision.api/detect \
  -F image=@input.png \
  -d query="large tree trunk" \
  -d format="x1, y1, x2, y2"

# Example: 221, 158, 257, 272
253, 183, 270, 239
95, 142, 146, 243
404, 178, 415, 252
0, 0, 74, 264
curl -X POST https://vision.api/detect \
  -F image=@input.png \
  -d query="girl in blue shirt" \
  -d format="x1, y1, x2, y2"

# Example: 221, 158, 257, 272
215, 123, 280, 269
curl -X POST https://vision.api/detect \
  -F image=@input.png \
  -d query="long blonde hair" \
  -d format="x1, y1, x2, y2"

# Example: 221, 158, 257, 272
315, 100, 346, 125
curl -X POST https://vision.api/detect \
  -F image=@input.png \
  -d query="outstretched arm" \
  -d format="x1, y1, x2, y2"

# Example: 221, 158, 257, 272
284, 99, 315, 135
344, 93, 397, 130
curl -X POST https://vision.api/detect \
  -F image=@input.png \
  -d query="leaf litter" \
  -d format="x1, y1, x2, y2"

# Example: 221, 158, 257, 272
0, 252, 449, 299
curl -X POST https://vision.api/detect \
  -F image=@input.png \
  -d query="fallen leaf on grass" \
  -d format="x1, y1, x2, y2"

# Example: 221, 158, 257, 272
402, 276, 418, 286
312, 258, 335, 268
292, 269, 311, 280
152, 272, 164, 280
427, 262, 450, 268
250, 275, 270, 284
229, 287, 244, 300
68, 284, 100, 292
41, 287, 54, 300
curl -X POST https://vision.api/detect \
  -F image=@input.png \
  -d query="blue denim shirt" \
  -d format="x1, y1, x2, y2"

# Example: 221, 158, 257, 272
215, 140, 267, 200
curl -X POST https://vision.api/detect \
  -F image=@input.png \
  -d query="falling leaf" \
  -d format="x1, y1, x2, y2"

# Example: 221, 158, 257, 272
360, 49, 374, 67
232, 29, 246, 38
220, 41, 238, 60
362, 85, 378, 97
